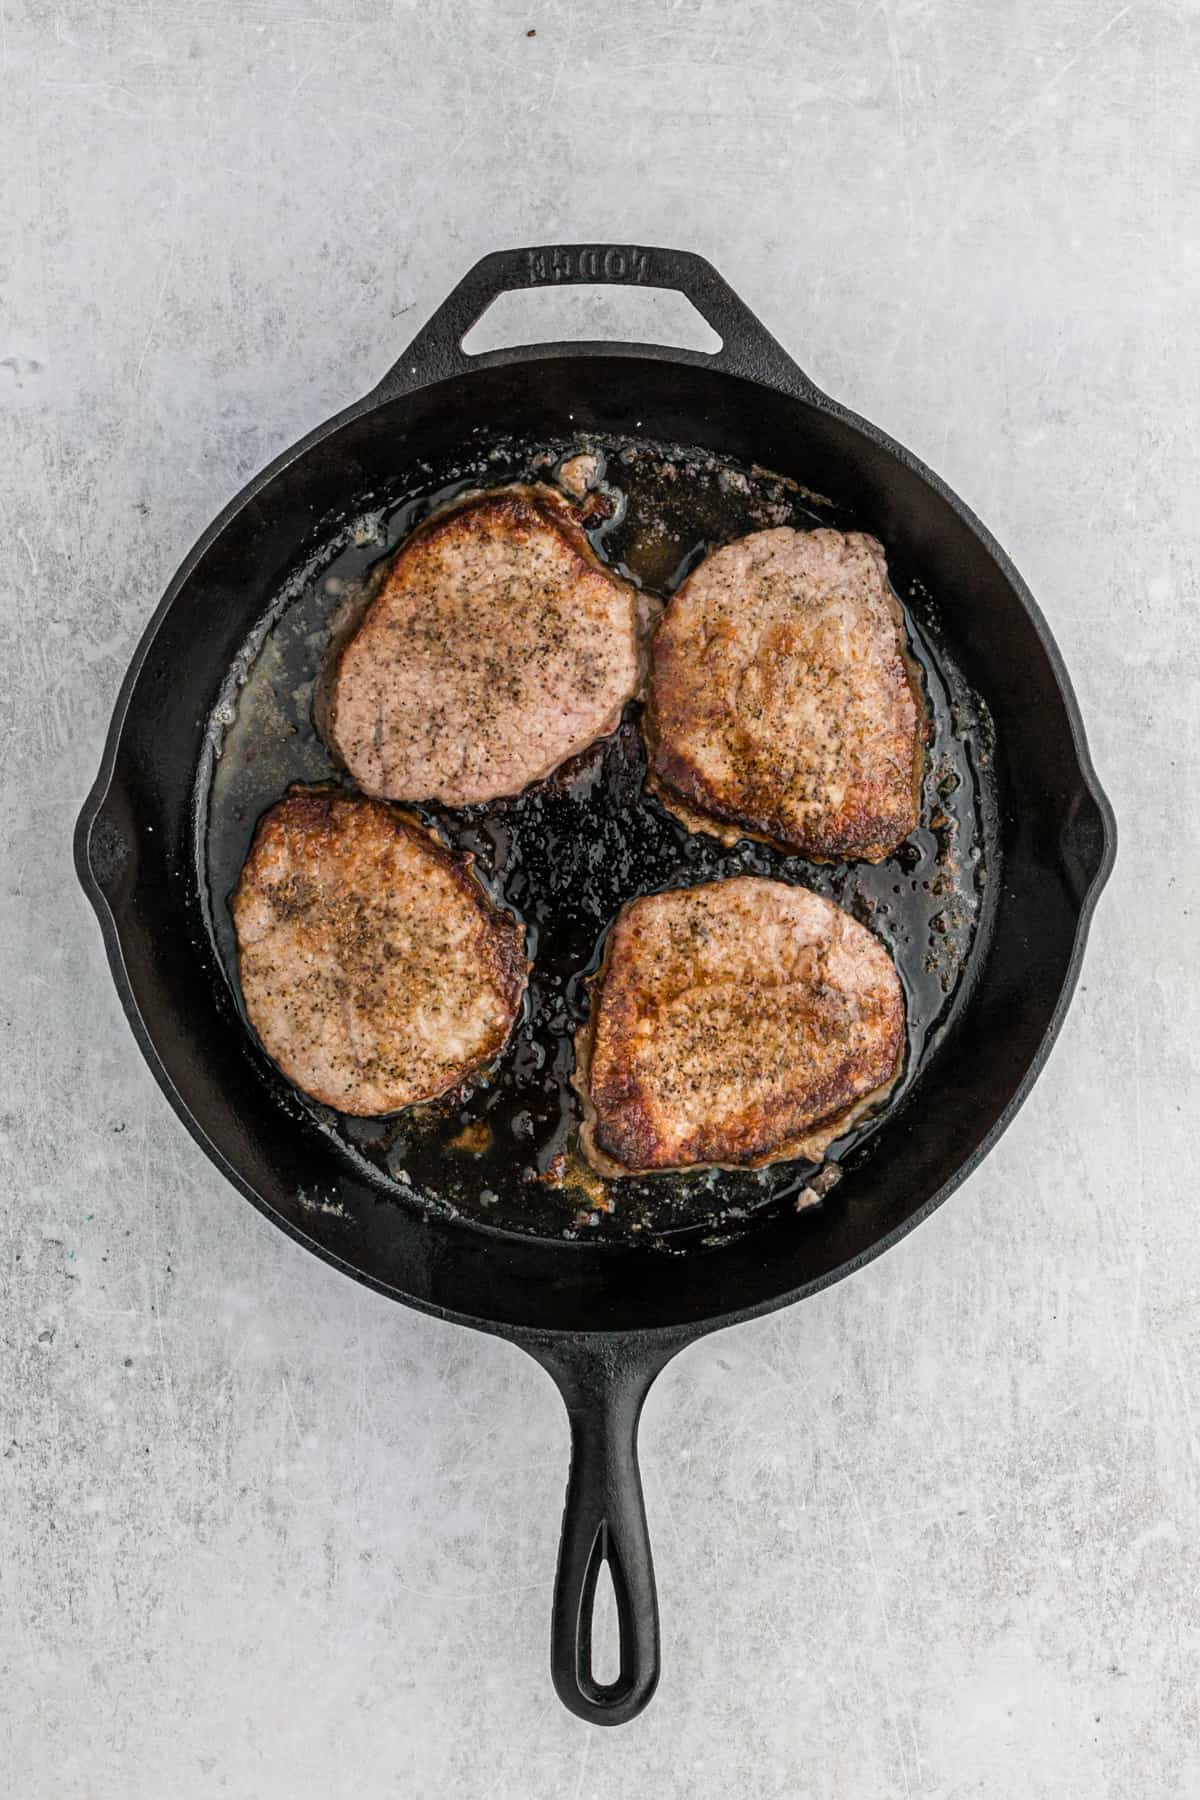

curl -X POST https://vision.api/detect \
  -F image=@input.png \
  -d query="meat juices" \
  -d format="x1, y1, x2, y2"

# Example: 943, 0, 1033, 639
232, 788, 526, 1115
647, 528, 925, 862
576, 877, 905, 1176
318, 486, 642, 807
238, 499, 924, 1180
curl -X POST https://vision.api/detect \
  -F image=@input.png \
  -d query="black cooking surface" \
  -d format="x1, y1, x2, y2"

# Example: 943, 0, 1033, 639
201, 433, 998, 1245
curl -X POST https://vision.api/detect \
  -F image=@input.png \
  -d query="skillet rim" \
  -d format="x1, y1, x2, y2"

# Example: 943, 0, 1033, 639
74, 343, 1117, 1344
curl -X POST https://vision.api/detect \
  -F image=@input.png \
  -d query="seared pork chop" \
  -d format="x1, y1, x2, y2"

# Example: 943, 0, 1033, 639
233, 788, 526, 1115
319, 486, 641, 806
647, 528, 924, 861
576, 876, 904, 1175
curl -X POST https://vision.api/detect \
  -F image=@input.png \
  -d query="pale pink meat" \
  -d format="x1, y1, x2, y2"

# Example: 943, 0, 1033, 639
648, 528, 924, 862
577, 876, 905, 1175
321, 486, 641, 807
233, 788, 527, 1115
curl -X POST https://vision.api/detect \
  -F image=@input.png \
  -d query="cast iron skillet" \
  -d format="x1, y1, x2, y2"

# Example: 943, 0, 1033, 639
75, 245, 1115, 1726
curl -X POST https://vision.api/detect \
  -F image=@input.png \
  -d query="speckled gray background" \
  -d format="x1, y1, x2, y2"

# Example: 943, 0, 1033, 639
2, 1, 1196, 1794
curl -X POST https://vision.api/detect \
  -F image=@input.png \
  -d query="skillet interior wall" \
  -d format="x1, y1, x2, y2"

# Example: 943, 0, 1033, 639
91, 355, 1105, 1333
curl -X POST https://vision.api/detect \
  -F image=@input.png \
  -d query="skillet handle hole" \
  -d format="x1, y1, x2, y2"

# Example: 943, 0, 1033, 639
461, 286, 723, 358
578, 1524, 625, 1693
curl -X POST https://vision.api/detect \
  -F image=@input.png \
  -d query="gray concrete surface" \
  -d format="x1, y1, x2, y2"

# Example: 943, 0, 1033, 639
2, 1, 1197, 1794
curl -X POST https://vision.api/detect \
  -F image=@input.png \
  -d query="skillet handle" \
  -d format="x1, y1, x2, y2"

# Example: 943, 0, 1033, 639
373, 244, 818, 399
525, 1335, 680, 1727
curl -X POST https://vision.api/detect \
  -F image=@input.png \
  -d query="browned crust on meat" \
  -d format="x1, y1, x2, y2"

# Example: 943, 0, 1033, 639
232, 786, 527, 1115
573, 877, 905, 1176
318, 484, 643, 807
645, 528, 926, 863
641, 758, 790, 854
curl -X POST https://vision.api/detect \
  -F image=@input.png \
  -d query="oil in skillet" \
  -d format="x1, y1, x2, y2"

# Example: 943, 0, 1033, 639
203, 436, 998, 1245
